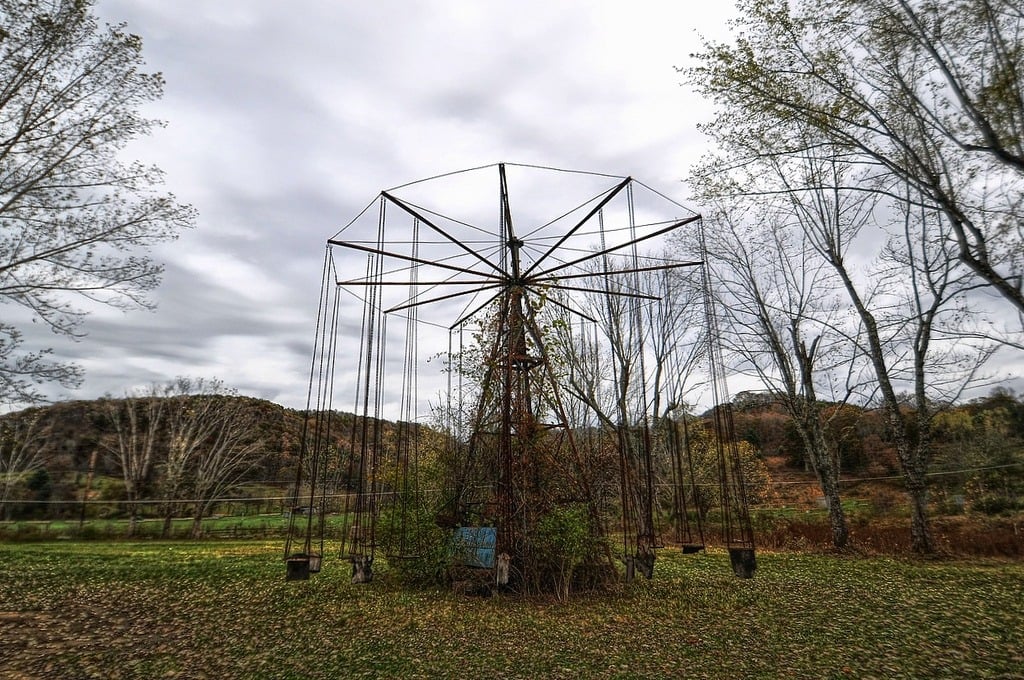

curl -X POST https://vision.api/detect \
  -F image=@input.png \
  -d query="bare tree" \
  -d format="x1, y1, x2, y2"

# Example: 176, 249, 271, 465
785, 150, 997, 553
104, 377, 264, 538
553, 261, 706, 568
690, 118, 1000, 552
102, 387, 166, 535
0, 411, 50, 519
0, 0, 195, 403
557, 260, 705, 428
685, 0, 1014, 553
685, 0, 1024, 322
182, 388, 263, 538
159, 377, 222, 537
692, 201, 858, 548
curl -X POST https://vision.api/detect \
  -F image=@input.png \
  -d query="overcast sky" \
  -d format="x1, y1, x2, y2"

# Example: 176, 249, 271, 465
21, 0, 1021, 412
22, 0, 729, 410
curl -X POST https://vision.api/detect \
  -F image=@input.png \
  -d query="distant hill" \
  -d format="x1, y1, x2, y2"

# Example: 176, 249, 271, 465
1, 396, 305, 483
0, 395, 422, 518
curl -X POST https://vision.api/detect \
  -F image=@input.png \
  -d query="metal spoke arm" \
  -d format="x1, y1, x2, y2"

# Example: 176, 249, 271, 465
533, 214, 702, 280
385, 283, 505, 314
381, 191, 505, 276
521, 176, 633, 279
328, 239, 504, 281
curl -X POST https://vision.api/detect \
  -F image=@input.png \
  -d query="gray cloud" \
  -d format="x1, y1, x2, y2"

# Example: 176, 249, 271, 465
14, 0, 1004, 414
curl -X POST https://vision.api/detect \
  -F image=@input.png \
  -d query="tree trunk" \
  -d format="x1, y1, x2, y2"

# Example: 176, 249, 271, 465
819, 469, 849, 549
190, 507, 205, 539
161, 512, 173, 539
125, 487, 139, 538
795, 410, 851, 550
908, 490, 933, 554
811, 425, 849, 549
835, 265, 937, 555
806, 455, 849, 549
904, 470, 934, 554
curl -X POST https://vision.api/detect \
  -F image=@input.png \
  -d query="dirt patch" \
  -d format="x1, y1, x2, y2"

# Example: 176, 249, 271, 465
0, 603, 180, 677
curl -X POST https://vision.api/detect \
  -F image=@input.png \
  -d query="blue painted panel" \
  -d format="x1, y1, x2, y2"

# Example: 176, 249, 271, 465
454, 526, 496, 569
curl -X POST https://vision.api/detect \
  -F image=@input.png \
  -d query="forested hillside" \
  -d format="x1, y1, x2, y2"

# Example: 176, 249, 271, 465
2, 396, 301, 491
727, 388, 1024, 514
3, 386, 1022, 532
0, 392, 413, 531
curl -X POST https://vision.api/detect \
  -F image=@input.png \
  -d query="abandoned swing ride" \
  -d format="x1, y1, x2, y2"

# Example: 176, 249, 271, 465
284, 163, 756, 594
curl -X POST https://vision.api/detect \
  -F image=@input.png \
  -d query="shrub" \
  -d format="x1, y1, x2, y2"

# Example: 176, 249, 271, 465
377, 500, 452, 586
530, 503, 595, 599
970, 494, 1019, 516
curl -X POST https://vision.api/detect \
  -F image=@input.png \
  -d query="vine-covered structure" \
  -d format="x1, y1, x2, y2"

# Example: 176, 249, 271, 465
284, 163, 755, 593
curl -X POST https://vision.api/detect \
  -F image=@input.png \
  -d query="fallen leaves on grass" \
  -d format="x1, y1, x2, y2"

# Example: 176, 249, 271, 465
0, 542, 1021, 678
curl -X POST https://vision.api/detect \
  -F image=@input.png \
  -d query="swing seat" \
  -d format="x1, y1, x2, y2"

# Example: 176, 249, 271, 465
308, 553, 322, 573
681, 544, 704, 554
285, 554, 311, 581
728, 547, 757, 579
351, 555, 374, 584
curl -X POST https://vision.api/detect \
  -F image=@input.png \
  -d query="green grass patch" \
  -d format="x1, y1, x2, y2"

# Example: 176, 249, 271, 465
0, 542, 1021, 678
0, 513, 351, 541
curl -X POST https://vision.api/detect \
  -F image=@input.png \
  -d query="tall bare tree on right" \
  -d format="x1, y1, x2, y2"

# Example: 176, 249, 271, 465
686, 0, 1024, 325
689, 199, 859, 549
686, 0, 1018, 554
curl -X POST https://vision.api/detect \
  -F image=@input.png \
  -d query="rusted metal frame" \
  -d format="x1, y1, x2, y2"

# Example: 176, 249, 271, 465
520, 292, 615, 569
520, 176, 633, 279
450, 287, 507, 329
384, 282, 505, 314
667, 419, 686, 545
499, 163, 522, 282
498, 287, 519, 560
328, 239, 504, 282
681, 413, 707, 547
337, 278, 500, 286
502, 192, 531, 547
532, 213, 702, 280
537, 281, 660, 301
457, 290, 511, 519
352, 249, 382, 558
381, 190, 504, 276
626, 181, 658, 555
537, 292, 598, 324
542, 260, 702, 283
286, 249, 333, 559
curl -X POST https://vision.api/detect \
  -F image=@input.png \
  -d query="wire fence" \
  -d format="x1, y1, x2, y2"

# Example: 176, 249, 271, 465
1, 461, 1020, 541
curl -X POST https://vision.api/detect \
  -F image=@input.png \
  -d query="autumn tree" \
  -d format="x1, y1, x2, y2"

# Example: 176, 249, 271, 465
685, 0, 1012, 553
686, 0, 1024, 323
762, 150, 992, 552
0, 0, 195, 404
932, 387, 1024, 511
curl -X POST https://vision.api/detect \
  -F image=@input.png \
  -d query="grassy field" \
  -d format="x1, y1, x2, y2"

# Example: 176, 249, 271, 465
0, 542, 1022, 679
0, 513, 341, 541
